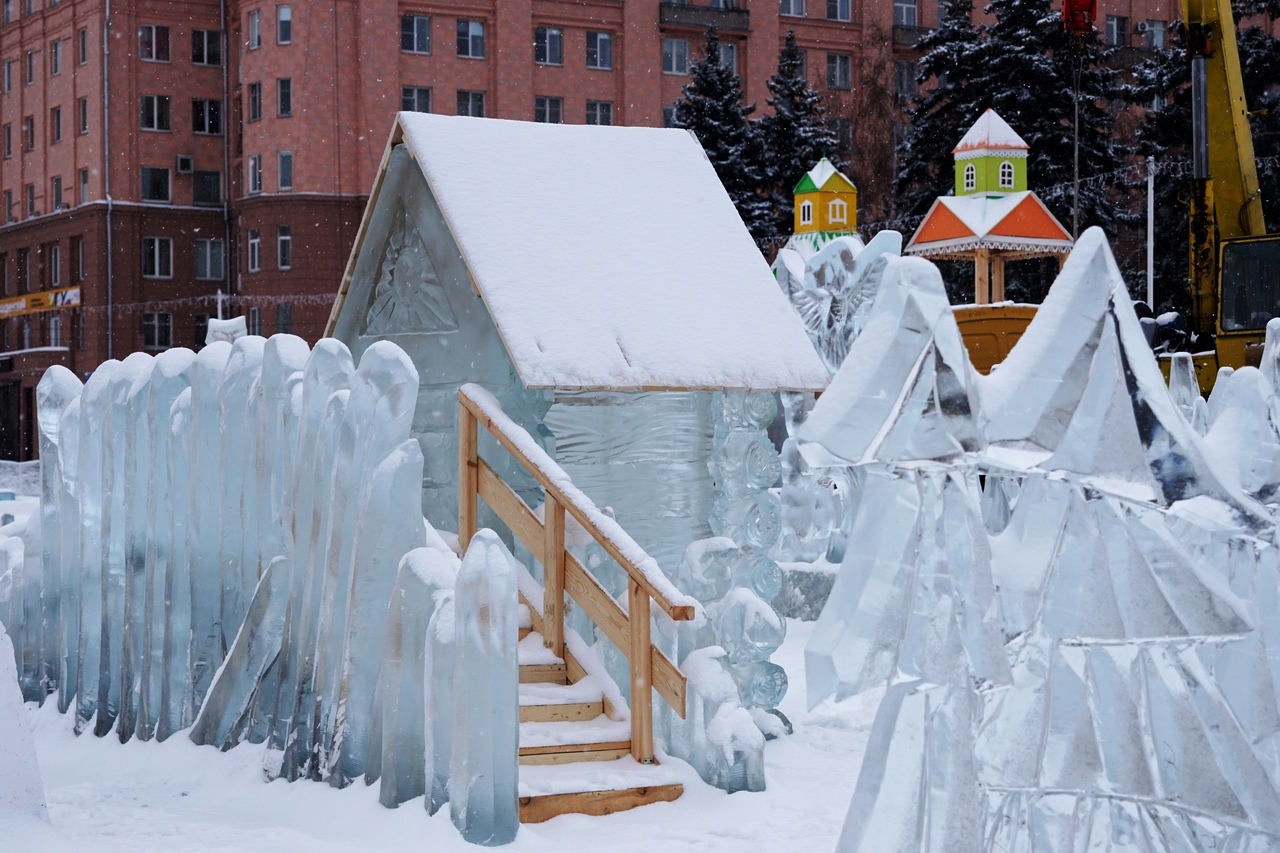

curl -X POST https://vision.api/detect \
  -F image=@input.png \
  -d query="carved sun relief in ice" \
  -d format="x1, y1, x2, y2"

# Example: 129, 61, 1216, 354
364, 203, 458, 335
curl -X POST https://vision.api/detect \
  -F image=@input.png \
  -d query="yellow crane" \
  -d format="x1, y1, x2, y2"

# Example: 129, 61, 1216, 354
1182, 0, 1280, 390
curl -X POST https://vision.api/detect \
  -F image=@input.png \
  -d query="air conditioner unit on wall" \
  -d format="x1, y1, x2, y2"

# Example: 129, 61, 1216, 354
1136, 21, 1148, 32
176, 154, 194, 174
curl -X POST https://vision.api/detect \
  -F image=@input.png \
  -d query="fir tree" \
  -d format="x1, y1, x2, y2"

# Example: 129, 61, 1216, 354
1128, 4, 1280, 313
673, 27, 776, 243
759, 30, 842, 236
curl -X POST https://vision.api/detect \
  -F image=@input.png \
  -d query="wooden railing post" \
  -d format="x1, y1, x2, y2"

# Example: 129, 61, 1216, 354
543, 495, 565, 658
628, 579, 654, 764
458, 399, 478, 553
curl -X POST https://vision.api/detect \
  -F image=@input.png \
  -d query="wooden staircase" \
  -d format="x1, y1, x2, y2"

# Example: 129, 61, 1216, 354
514, 622, 683, 822
459, 386, 697, 824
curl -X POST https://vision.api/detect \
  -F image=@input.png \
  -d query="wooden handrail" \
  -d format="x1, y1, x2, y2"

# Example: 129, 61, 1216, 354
457, 386, 691, 763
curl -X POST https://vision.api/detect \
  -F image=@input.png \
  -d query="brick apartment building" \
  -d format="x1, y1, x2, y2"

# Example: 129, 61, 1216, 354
0, 0, 1191, 458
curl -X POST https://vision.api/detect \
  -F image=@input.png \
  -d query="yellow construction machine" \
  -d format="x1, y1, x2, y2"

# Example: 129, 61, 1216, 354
1181, 0, 1280, 391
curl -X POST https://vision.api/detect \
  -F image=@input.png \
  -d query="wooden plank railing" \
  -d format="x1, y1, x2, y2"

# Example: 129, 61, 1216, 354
457, 386, 693, 764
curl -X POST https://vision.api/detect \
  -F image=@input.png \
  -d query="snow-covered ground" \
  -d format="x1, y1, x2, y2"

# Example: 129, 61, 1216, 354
16, 618, 874, 852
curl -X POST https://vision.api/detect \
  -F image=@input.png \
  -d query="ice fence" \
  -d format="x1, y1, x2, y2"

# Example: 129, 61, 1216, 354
797, 228, 1280, 852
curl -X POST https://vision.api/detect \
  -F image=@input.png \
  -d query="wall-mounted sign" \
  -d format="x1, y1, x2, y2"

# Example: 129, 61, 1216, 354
0, 286, 81, 319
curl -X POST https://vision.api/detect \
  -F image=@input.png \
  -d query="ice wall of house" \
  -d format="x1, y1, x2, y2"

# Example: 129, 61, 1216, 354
331, 144, 552, 536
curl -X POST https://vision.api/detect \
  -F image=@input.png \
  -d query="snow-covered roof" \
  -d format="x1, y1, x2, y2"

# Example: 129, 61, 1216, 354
952, 109, 1029, 158
904, 192, 1073, 257
341, 113, 827, 392
794, 157, 856, 195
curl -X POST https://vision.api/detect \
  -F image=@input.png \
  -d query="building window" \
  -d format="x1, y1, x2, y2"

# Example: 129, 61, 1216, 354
192, 30, 221, 65
140, 94, 171, 131
999, 160, 1015, 188
193, 314, 208, 348
827, 0, 851, 21
142, 237, 173, 278
25, 50, 33, 85
50, 175, 62, 209
457, 90, 485, 117
49, 39, 61, 75
17, 249, 28, 290
719, 42, 737, 74
277, 78, 292, 116
248, 82, 262, 121
47, 243, 60, 287
534, 96, 562, 123
535, 27, 562, 65
277, 5, 292, 43
248, 10, 261, 49
894, 0, 917, 25
2, 124, 9, 159
277, 225, 291, 269
800, 200, 813, 225
457, 20, 484, 57
78, 27, 88, 65
586, 32, 612, 69
586, 100, 613, 125
401, 15, 431, 53
77, 97, 88, 134
963, 162, 976, 191
49, 316, 62, 347
662, 105, 676, 128
1144, 19, 1165, 50
72, 236, 83, 280
277, 303, 292, 334
248, 306, 262, 336
828, 199, 847, 224
193, 170, 221, 204
141, 166, 170, 202
827, 53, 851, 89
895, 60, 917, 103
663, 38, 689, 74
195, 237, 223, 280
3, 60, 11, 92
1105, 15, 1128, 47
139, 25, 171, 62
193, 98, 222, 134
781, 0, 805, 15
142, 312, 172, 349
278, 152, 293, 189
247, 228, 260, 272
78, 168, 88, 204
2, 1, 10, 25
402, 86, 431, 112
248, 154, 262, 193
23, 114, 33, 150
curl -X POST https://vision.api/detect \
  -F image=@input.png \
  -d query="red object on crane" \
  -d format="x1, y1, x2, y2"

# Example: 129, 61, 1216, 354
1062, 0, 1096, 33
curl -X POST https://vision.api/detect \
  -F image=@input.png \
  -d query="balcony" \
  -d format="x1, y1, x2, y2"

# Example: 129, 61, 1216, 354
659, 2, 750, 32
892, 25, 934, 47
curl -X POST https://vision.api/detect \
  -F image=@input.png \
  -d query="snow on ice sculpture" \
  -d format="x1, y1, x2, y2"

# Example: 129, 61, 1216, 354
366, 544, 458, 808
449, 529, 520, 846
668, 646, 766, 793
0, 622, 49, 829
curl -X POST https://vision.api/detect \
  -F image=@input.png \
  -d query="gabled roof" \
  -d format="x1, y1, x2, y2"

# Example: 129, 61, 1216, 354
330, 113, 828, 392
904, 192, 1073, 257
953, 109, 1029, 156
793, 157, 857, 195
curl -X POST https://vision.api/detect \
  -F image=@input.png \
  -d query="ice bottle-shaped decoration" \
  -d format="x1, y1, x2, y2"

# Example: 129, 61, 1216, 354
449, 529, 519, 846
713, 588, 786, 666
731, 660, 789, 709
674, 537, 738, 605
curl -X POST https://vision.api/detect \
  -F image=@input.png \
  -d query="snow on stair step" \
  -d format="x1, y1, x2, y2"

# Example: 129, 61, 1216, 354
519, 677, 605, 723
517, 632, 567, 683
519, 715, 632, 765
517, 757, 684, 822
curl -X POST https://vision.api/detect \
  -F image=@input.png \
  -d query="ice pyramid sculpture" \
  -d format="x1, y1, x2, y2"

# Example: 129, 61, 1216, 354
798, 255, 984, 466
1201, 367, 1280, 503
982, 228, 1246, 509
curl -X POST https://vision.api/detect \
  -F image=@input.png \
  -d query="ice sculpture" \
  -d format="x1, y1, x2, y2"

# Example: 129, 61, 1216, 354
449, 529, 520, 846
668, 646, 766, 793
1169, 351, 1210, 434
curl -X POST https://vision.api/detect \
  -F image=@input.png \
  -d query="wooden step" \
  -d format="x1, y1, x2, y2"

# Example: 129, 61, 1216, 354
519, 742, 632, 765
518, 663, 567, 684
518, 678, 605, 723
518, 757, 684, 822
518, 715, 631, 765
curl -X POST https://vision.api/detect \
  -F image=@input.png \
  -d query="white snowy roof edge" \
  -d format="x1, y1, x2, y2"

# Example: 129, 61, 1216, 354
331, 113, 829, 393
953, 109, 1030, 153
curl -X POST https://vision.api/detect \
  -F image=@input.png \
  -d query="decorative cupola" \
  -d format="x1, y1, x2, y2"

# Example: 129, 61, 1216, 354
792, 157, 858, 235
952, 109, 1030, 196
